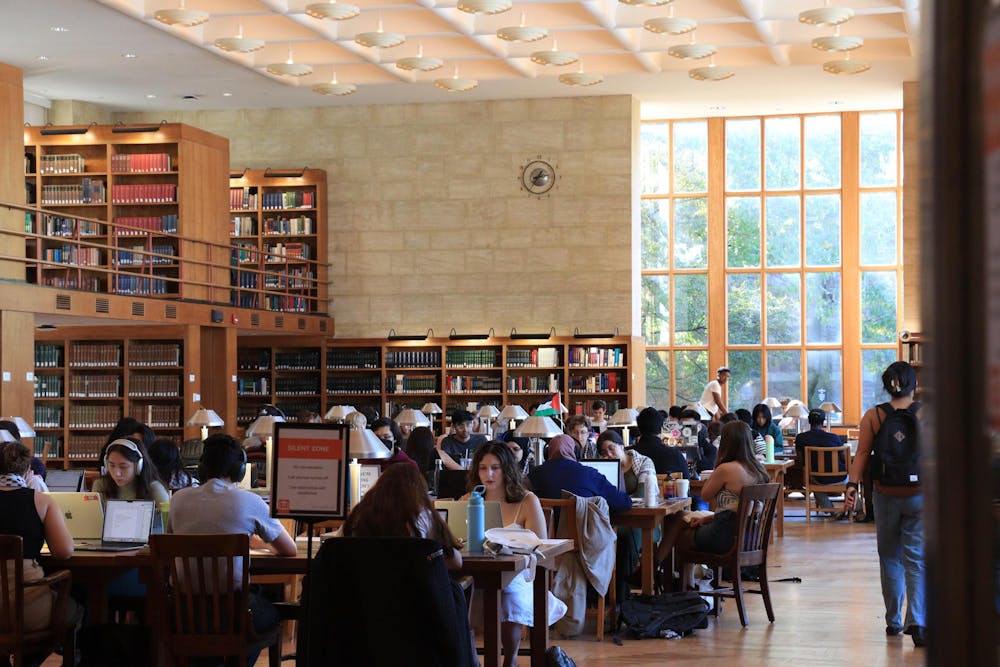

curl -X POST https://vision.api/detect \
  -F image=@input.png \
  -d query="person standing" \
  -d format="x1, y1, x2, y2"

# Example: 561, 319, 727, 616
844, 361, 925, 647
699, 367, 730, 420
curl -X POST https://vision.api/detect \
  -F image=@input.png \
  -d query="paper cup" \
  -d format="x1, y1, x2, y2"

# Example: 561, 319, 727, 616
674, 479, 690, 498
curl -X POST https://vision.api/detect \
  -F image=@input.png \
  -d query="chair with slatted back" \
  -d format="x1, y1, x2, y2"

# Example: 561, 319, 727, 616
149, 533, 280, 667
0, 535, 74, 667
803, 445, 851, 521
677, 483, 780, 627
538, 498, 615, 641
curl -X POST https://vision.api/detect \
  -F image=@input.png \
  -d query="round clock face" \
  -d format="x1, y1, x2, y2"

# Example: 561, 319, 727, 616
520, 159, 556, 196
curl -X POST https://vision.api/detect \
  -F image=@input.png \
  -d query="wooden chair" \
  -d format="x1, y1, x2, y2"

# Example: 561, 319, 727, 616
250, 519, 302, 666
538, 498, 615, 641
803, 445, 851, 521
149, 533, 280, 667
0, 535, 74, 667
677, 483, 780, 627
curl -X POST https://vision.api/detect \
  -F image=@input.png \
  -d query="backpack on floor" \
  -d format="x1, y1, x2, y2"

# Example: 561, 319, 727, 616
871, 402, 921, 487
615, 592, 710, 640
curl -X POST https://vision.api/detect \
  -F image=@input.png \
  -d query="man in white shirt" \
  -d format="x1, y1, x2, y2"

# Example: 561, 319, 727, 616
699, 367, 731, 420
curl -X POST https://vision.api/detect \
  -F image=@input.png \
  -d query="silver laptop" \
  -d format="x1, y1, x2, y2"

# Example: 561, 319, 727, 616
433, 500, 504, 542
580, 459, 625, 492
75, 499, 156, 551
45, 470, 84, 493
48, 492, 104, 540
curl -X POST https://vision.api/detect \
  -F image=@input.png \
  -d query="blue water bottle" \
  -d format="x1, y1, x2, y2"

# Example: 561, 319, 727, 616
468, 484, 486, 553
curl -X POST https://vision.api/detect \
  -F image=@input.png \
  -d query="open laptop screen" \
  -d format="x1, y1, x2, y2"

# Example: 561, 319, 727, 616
45, 470, 84, 492
102, 500, 155, 544
579, 459, 623, 492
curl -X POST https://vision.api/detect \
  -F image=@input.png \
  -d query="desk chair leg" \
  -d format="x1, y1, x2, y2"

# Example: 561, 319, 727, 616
760, 564, 775, 623
732, 567, 748, 627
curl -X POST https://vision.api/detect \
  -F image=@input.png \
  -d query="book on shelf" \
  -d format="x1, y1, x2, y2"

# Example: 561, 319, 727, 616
275, 377, 320, 396
568, 372, 620, 393
111, 183, 176, 204
128, 404, 181, 429
113, 215, 177, 235
68, 404, 122, 429
262, 191, 314, 210
33, 405, 63, 428
34, 436, 61, 459
327, 349, 380, 369
237, 377, 268, 395
386, 350, 441, 368
34, 375, 63, 398
445, 349, 498, 368
231, 215, 256, 236
41, 180, 106, 205
273, 350, 320, 370
35, 344, 63, 368
43, 215, 103, 237
568, 346, 624, 367
327, 375, 381, 394
111, 153, 172, 173
68, 375, 120, 398
129, 343, 181, 367
506, 373, 560, 393
446, 375, 502, 393
387, 374, 438, 394
129, 374, 181, 397
263, 215, 313, 235
237, 349, 271, 370
507, 347, 559, 367
70, 343, 121, 367
40, 154, 85, 174
111, 275, 169, 296
230, 186, 258, 210
43, 246, 102, 266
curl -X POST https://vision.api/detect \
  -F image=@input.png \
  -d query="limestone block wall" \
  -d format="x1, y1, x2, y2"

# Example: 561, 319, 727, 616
118, 95, 636, 339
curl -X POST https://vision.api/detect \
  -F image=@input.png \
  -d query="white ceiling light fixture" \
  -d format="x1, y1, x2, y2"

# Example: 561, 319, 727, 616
799, 0, 854, 26
355, 15, 405, 48
530, 38, 579, 67
154, 0, 210, 27
457, 0, 513, 15
213, 22, 265, 53
643, 4, 696, 35
689, 55, 734, 81
266, 47, 313, 76
396, 44, 443, 72
619, 0, 673, 7
434, 65, 478, 92
812, 25, 863, 52
305, 2, 361, 21
558, 62, 603, 86
313, 69, 357, 95
496, 11, 548, 43
823, 50, 870, 74
668, 31, 717, 60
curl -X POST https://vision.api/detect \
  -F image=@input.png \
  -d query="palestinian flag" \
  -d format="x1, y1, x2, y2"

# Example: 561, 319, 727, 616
534, 392, 565, 417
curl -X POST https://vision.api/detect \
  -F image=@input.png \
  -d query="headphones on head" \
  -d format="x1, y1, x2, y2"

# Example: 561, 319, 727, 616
104, 438, 144, 474
198, 440, 247, 484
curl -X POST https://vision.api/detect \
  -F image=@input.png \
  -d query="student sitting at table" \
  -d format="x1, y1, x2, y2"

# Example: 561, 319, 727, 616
149, 437, 198, 491
527, 435, 631, 513
655, 421, 769, 589
436, 409, 489, 471
169, 433, 297, 667
465, 442, 566, 667
91, 438, 169, 504
564, 414, 593, 459
751, 403, 784, 450
795, 409, 848, 510
631, 407, 689, 479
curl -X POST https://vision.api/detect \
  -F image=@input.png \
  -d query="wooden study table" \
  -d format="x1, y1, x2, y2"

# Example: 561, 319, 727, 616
689, 459, 794, 539
612, 497, 691, 595
460, 538, 573, 667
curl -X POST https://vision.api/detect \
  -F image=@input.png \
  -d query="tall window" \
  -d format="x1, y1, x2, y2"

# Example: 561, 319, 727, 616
641, 112, 903, 424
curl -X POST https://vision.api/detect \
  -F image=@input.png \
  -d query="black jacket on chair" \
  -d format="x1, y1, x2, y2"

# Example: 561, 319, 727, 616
298, 536, 475, 667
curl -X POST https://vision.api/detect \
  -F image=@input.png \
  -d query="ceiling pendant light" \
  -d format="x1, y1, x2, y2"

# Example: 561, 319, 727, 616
667, 30, 717, 60
558, 62, 603, 86
154, 0, 209, 27
618, 0, 673, 7
799, 0, 854, 26
266, 47, 313, 76
531, 38, 579, 67
214, 21, 265, 53
688, 55, 734, 81
823, 49, 870, 74
643, 4, 696, 35
396, 44, 444, 71
496, 11, 548, 43
305, 2, 361, 20
434, 65, 478, 92
313, 70, 357, 95
812, 25, 863, 52
355, 15, 405, 48
457, 0, 513, 14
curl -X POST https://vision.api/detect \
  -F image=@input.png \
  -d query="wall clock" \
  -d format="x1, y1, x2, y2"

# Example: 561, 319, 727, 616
519, 157, 557, 197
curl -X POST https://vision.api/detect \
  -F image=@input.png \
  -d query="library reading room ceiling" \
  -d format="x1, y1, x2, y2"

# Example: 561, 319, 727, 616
2, 0, 918, 114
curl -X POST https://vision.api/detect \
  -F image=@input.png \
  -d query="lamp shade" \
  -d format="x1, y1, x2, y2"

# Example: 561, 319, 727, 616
478, 405, 501, 420
514, 416, 563, 439
350, 428, 392, 459
421, 402, 443, 415
395, 409, 432, 428
6, 416, 35, 439
783, 403, 810, 419
0, 429, 17, 443
607, 408, 639, 427
819, 402, 843, 414
762, 397, 782, 409
499, 405, 529, 422
324, 405, 357, 421
245, 415, 285, 439
186, 408, 224, 428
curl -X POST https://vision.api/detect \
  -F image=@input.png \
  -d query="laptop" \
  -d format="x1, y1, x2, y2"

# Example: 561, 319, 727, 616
579, 459, 624, 492
75, 499, 156, 551
433, 500, 503, 542
48, 492, 104, 540
44, 470, 84, 493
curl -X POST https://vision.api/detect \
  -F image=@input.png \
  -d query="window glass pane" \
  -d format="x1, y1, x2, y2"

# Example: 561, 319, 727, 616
859, 112, 898, 187
805, 272, 842, 344
861, 271, 898, 343
861, 349, 896, 410
725, 119, 761, 191
805, 194, 841, 266
645, 351, 672, 410
727, 274, 761, 345
675, 350, 709, 407
767, 350, 802, 402
728, 350, 761, 413
641, 122, 670, 194
766, 273, 801, 345
674, 274, 708, 345
674, 198, 708, 269
641, 275, 670, 346
673, 121, 708, 193
804, 115, 841, 188
765, 195, 801, 267
726, 197, 761, 268
859, 192, 898, 265
807, 350, 843, 422
641, 199, 670, 269
764, 117, 801, 190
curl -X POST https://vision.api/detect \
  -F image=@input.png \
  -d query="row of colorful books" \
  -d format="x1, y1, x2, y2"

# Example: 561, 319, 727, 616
41, 180, 106, 205
110, 153, 172, 173
111, 183, 176, 204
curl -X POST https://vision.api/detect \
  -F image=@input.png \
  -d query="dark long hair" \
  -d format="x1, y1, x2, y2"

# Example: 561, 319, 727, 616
467, 441, 527, 504
344, 462, 459, 550
404, 426, 436, 472
716, 422, 769, 483
750, 403, 772, 438
98, 438, 164, 500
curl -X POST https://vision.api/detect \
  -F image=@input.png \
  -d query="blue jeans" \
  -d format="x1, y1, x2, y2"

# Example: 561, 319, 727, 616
873, 490, 925, 629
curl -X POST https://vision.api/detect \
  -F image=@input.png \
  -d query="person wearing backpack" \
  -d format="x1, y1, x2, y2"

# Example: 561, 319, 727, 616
844, 361, 926, 648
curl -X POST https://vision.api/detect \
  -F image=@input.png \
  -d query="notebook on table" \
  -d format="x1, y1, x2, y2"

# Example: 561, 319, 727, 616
75, 499, 156, 551
433, 500, 504, 542
579, 459, 624, 492
47, 492, 104, 540
44, 470, 84, 493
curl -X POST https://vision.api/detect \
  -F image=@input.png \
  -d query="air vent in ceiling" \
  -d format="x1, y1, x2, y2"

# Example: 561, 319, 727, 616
95, 298, 110, 314
165, 304, 177, 319
131, 302, 145, 317
275, 316, 284, 329
55, 294, 71, 310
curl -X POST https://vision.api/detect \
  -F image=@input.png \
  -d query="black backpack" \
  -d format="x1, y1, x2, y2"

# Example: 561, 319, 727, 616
871, 402, 921, 487
615, 592, 710, 640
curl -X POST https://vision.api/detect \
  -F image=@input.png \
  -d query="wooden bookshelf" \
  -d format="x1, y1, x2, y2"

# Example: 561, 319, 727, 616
23, 123, 228, 301
229, 169, 327, 313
